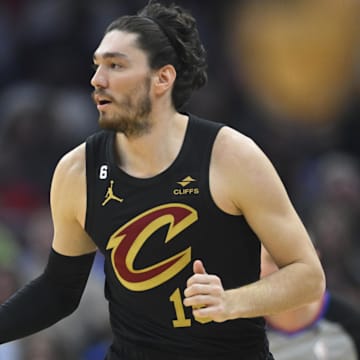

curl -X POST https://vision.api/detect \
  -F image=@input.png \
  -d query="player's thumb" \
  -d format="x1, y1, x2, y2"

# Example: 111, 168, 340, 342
193, 259, 207, 274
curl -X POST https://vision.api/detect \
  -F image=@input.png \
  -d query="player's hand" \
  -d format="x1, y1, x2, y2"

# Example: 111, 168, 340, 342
183, 260, 229, 323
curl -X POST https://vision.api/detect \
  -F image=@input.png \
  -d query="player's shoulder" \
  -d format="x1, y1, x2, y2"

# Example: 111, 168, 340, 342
214, 125, 263, 165
216, 125, 254, 145
191, 114, 255, 150
53, 142, 86, 182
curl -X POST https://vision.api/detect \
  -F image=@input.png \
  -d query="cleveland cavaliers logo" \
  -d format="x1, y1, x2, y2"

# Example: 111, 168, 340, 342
106, 203, 197, 291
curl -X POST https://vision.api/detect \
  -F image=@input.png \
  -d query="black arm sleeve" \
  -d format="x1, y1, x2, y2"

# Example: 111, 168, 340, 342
0, 248, 96, 344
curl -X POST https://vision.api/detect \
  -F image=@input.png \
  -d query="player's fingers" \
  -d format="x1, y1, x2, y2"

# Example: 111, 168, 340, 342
183, 294, 214, 308
193, 259, 206, 274
187, 271, 222, 287
186, 273, 215, 287
184, 283, 212, 298
191, 301, 227, 323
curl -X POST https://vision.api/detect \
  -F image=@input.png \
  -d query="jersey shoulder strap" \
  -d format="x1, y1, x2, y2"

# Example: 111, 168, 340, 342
85, 130, 112, 234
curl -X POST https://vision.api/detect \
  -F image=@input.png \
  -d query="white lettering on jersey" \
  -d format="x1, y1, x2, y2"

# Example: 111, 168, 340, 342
99, 165, 108, 180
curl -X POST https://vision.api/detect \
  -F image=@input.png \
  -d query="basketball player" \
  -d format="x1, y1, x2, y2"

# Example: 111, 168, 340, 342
0, 1, 325, 359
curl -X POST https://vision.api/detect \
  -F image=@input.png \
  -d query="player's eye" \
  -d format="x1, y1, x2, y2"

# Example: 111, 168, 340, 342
110, 63, 122, 69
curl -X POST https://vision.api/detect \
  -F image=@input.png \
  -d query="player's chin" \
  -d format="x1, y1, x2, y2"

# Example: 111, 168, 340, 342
98, 116, 118, 131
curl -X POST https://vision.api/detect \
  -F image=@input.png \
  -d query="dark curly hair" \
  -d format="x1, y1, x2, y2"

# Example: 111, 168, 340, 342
105, 1, 208, 110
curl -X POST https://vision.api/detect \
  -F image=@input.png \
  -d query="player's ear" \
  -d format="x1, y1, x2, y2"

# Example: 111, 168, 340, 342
153, 64, 176, 95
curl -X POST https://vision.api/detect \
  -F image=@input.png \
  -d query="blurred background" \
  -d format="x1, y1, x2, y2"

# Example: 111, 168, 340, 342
0, 0, 359, 358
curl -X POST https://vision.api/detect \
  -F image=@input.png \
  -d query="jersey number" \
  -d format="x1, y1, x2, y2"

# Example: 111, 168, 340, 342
99, 165, 108, 179
169, 288, 212, 327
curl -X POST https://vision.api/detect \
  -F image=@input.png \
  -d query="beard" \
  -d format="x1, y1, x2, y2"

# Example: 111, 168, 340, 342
94, 76, 152, 138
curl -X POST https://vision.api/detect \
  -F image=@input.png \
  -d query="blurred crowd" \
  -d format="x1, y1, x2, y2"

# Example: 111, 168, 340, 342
0, 0, 359, 358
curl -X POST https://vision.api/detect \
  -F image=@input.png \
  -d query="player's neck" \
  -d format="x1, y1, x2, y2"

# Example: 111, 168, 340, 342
114, 110, 189, 178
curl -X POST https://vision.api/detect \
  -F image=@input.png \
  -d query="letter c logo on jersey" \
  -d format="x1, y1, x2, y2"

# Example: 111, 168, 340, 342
106, 203, 197, 291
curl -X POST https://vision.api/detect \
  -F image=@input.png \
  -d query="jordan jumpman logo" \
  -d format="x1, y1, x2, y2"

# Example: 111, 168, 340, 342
102, 180, 124, 206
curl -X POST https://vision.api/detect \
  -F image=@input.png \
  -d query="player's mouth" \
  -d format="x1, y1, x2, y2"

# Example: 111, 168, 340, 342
92, 91, 114, 110
97, 99, 112, 110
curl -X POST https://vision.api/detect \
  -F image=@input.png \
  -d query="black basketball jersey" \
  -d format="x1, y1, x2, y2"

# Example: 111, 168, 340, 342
85, 114, 269, 359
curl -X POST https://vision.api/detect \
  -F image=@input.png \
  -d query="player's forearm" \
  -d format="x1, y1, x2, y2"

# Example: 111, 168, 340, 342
0, 275, 78, 343
225, 262, 325, 320
0, 249, 95, 344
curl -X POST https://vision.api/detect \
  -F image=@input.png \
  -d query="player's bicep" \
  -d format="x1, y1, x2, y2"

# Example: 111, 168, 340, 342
52, 214, 96, 256
50, 147, 97, 256
233, 141, 316, 268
